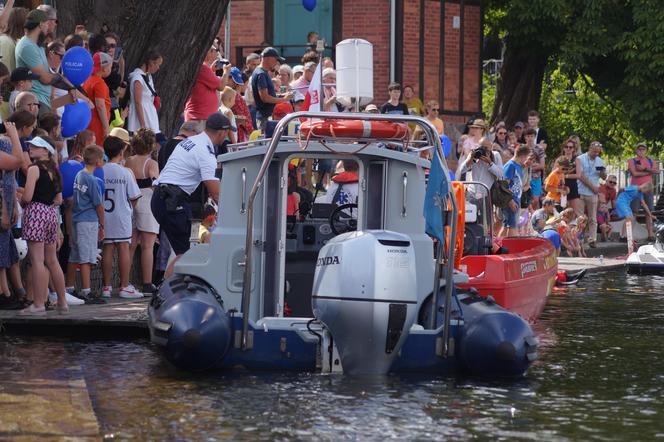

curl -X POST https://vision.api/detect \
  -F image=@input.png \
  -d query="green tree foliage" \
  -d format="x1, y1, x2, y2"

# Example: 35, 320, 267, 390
486, 0, 664, 153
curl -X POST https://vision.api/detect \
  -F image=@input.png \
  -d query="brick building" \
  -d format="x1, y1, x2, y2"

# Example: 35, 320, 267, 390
219, 0, 482, 124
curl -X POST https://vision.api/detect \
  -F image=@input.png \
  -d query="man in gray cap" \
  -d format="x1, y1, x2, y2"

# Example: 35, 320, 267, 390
251, 47, 293, 131
36, 4, 57, 35
152, 112, 233, 276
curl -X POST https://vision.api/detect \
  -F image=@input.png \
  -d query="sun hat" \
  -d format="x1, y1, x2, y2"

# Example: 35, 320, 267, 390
28, 136, 55, 155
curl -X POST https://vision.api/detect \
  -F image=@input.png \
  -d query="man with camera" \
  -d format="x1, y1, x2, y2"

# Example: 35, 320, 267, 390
184, 44, 230, 131
576, 141, 606, 247
457, 136, 504, 199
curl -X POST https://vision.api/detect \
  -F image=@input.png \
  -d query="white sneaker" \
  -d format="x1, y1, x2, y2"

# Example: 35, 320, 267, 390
119, 285, 143, 299
65, 292, 85, 306
102, 286, 112, 298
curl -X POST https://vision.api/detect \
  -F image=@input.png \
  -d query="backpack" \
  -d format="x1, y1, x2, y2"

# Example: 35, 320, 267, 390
490, 179, 513, 208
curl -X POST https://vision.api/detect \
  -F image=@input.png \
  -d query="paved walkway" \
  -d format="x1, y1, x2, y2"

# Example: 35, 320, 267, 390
0, 297, 149, 335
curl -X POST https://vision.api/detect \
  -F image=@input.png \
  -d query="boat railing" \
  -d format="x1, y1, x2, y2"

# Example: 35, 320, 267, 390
238, 112, 457, 354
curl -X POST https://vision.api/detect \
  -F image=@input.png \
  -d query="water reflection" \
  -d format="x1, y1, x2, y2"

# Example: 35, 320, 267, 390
1, 270, 663, 440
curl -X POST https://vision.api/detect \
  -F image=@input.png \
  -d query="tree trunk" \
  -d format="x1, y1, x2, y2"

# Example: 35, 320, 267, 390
491, 46, 548, 127
55, 0, 229, 136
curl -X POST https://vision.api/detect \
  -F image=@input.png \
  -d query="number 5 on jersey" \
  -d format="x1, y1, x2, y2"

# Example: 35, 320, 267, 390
104, 188, 115, 213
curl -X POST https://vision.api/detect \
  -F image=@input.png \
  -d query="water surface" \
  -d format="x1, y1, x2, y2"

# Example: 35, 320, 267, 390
1, 270, 663, 441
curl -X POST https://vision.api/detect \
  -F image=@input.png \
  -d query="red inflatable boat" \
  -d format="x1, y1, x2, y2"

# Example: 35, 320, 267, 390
457, 237, 558, 322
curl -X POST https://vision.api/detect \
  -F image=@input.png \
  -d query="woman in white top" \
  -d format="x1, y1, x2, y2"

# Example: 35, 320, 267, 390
128, 49, 162, 135
219, 86, 237, 144
125, 128, 160, 294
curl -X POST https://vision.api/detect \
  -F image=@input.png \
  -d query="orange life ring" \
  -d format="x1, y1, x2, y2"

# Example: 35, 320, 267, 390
299, 120, 409, 140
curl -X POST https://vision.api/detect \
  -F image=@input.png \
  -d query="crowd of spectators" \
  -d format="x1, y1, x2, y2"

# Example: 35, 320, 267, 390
446, 112, 659, 256
0, 3, 658, 314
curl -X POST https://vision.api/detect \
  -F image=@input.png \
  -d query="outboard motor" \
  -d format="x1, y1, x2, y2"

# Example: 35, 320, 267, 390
312, 230, 418, 375
148, 275, 232, 371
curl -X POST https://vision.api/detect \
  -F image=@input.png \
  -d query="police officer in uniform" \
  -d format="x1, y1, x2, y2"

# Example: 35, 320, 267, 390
151, 112, 233, 276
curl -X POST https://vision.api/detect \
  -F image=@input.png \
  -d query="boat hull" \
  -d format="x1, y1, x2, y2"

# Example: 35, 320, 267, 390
148, 277, 537, 376
457, 237, 557, 322
626, 244, 664, 274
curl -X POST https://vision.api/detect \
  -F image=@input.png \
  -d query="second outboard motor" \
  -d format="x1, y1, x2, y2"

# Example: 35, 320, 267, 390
312, 230, 417, 375
148, 275, 232, 371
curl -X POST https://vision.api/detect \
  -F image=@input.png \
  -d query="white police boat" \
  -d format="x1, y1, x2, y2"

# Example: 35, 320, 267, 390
148, 112, 538, 376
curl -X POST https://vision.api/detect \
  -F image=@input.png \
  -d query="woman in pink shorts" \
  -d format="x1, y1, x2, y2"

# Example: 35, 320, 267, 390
21, 136, 67, 315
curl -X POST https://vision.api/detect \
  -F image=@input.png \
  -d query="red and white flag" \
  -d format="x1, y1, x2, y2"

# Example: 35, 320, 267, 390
300, 62, 322, 113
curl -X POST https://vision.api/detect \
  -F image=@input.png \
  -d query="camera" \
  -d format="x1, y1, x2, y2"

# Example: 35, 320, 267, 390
214, 58, 230, 76
472, 147, 487, 161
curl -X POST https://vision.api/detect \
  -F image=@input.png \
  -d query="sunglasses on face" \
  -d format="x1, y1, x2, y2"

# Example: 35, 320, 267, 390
107, 43, 117, 48
608, 181, 617, 184
497, 131, 507, 135
430, 108, 439, 112
564, 145, 574, 149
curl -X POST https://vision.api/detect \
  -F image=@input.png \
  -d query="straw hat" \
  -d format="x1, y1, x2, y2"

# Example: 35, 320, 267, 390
468, 119, 487, 130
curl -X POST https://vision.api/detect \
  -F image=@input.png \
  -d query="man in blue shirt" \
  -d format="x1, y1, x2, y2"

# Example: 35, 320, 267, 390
251, 47, 292, 132
15, 9, 76, 115
499, 146, 531, 237
615, 182, 654, 240
575, 141, 606, 247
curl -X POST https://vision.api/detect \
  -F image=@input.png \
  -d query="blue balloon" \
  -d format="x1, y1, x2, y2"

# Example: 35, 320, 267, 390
62, 46, 93, 86
302, 0, 316, 12
59, 160, 84, 198
61, 100, 92, 138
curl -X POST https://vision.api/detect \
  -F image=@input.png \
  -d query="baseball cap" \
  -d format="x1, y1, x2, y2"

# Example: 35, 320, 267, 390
28, 136, 55, 155
11, 67, 40, 83
292, 64, 304, 75
542, 197, 556, 206
636, 142, 648, 149
273, 102, 294, 120
25, 9, 48, 29
206, 112, 236, 131
365, 104, 379, 113
292, 91, 305, 103
514, 121, 525, 128
229, 67, 244, 85
261, 47, 286, 63
109, 127, 130, 144
92, 52, 113, 73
